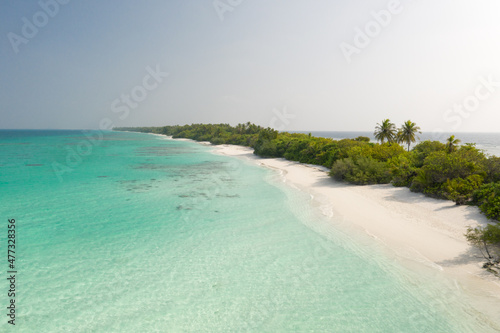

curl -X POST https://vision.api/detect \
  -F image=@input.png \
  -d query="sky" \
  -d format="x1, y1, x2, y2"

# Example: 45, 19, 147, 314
1, 0, 500, 132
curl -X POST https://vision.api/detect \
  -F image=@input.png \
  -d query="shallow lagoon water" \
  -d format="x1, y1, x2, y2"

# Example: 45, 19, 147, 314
0, 130, 497, 332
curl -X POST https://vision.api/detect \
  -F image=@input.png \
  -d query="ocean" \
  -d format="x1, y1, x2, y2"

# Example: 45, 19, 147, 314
0, 130, 497, 332
293, 131, 500, 157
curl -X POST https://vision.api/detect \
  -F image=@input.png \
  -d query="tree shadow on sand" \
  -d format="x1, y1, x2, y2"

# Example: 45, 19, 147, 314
436, 246, 499, 279
437, 246, 485, 267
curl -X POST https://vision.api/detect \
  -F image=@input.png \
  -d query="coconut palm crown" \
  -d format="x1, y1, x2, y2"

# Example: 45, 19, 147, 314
446, 135, 461, 153
397, 120, 421, 151
374, 119, 396, 144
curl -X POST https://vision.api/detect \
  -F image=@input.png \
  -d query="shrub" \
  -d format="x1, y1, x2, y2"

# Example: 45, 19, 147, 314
371, 142, 406, 162
254, 140, 277, 157
485, 157, 500, 183
472, 183, 500, 221
388, 153, 417, 187
282, 139, 310, 161
330, 156, 391, 185
314, 145, 340, 168
465, 224, 500, 267
410, 149, 487, 197
329, 157, 356, 182
411, 141, 446, 167
210, 137, 226, 145
335, 139, 370, 160
411, 169, 442, 195
253, 128, 279, 157
444, 175, 483, 205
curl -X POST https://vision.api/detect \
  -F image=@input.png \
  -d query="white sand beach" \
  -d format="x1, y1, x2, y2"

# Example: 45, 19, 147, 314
210, 143, 500, 325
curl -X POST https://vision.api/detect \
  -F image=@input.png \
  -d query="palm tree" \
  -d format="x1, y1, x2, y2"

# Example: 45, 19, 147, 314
446, 135, 461, 153
235, 123, 245, 134
374, 119, 396, 143
397, 120, 421, 151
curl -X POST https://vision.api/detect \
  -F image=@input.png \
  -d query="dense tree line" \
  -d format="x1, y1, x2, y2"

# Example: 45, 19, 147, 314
115, 121, 500, 272
115, 123, 264, 146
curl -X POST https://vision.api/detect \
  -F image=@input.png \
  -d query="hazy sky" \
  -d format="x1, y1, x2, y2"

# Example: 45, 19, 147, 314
1, 0, 500, 132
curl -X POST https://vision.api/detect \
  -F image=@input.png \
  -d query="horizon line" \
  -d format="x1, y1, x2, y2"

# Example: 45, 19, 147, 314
0, 127, 499, 134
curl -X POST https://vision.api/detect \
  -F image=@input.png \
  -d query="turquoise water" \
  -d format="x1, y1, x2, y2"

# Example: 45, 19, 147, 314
0, 130, 497, 332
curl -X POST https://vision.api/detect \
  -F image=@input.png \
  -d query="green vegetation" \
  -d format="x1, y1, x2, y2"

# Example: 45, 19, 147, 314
115, 122, 499, 220
472, 183, 500, 221
116, 121, 500, 273
446, 135, 461, 153
115, 123, 264, 147
396, 120, 421, 152
374, 119, 421, 151
330, 156, 391, 185
374, 119, 396, 143
465, 224, 500, 275
409, 145, 487, 200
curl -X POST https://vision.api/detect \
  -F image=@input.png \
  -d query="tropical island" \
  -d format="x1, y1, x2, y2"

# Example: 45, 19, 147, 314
114, 122, 500, 275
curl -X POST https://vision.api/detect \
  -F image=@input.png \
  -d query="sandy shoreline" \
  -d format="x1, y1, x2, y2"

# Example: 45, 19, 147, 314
153, 134, 500, 327
205, 143, 500, 326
